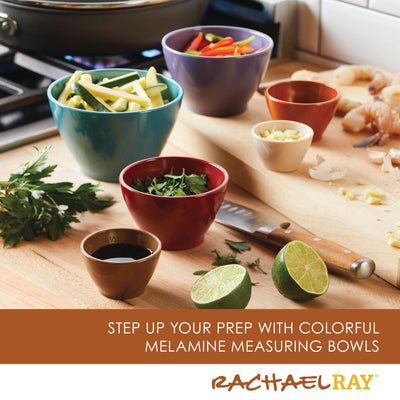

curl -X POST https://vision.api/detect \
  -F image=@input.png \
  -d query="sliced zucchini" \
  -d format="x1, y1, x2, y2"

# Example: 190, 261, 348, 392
138, 77, 147, 88
119, 82, 135, 93
128, 101, 141, 112
132, 79, 150, 99
71, 82, 114, 112
145, 66, 158, 86
78, 80, 150, 108
144, 83, 167, 97
58, 70, 82, 104
81, 74, 93, 83
67, 95, 83, 109
111, 98, 128, 112
98, 71, 140, 88
145, 67, 164, 108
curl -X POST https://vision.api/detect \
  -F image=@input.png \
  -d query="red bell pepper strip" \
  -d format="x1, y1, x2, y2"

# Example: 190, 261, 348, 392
254, 47, 267, 53
197, 38, 211, 51
237, 43, 254, 54
200, 36, 234, 54
200, 45, 237, 57
184, 32, 204, 52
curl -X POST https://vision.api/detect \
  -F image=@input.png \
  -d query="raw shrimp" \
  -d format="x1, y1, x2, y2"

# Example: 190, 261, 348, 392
391, 110, 400, 134
381, 85, 400, 113
290, 69, 323, 81
391, 72, 400, 86
334, 65, 390, 94
336, 97, 363, 116
342, 101, 393, 146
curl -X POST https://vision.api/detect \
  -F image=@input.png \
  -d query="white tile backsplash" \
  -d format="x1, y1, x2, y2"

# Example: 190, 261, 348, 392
369, 0, 400, 17
296, 0, 321, 53
318, 0, 400, 72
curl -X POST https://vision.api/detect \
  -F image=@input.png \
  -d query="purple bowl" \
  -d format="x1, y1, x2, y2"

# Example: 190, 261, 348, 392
162, 25, 274, 117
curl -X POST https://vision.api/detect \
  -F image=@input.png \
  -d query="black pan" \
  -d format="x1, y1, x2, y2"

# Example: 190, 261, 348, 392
0, 0, 209, 55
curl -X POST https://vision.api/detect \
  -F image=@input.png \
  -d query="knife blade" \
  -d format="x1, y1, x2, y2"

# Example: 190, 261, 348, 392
216, 200, 375, 279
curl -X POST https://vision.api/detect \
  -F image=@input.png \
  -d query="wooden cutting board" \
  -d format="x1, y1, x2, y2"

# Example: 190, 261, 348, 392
169, 61, 400, 288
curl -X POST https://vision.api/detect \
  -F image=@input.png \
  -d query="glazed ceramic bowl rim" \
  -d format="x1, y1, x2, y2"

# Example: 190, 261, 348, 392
47, 68, 184, 115
251, 120, 314, 144
119, 155, 229, 200
161, 24, 274, 60
266, 79, 340, 106
80, 227, 162, 264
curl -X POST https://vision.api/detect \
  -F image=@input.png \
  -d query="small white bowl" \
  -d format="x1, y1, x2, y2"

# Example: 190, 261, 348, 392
251, 120, 314, 172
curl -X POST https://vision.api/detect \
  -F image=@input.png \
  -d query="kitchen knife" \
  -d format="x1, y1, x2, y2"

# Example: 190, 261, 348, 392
215, 200, 375, 279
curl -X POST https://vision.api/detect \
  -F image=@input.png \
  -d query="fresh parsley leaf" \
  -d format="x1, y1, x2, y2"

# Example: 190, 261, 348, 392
225, 239, 251, 253
211, 249, 241, 266
9, 145, 57, 185
131, 168, 209, 197
0, 146, 113, 247
184, 173, 208, 194
193, 270, 209, 276
247, 258, 267, 275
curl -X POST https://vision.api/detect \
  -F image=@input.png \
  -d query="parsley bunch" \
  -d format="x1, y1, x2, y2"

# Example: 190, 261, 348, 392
131, 168, 209, 196
0, 146, 113, 247
194, 239, 267, 277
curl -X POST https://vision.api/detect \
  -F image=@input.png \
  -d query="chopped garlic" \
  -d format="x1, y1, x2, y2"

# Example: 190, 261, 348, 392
309, 155, 347, 181
381, 154, 400, 180
338, 187, 356, 200
364, 189, 384, 205
388, 148, 400, 164
387, 230, 400, 248
356, 178, 365, 185
364, 189, 383, 198
258, 128, 303, 141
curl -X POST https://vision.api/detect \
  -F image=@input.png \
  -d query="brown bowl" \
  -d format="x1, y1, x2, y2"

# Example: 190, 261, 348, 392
81, 228, 161, 300
265, 80, 340, 142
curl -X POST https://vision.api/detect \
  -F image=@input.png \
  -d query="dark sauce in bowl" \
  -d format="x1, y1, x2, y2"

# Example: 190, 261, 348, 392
91, 243, 152, 262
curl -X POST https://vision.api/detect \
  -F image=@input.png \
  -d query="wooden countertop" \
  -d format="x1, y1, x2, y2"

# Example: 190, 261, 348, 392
0, 60, 399, 309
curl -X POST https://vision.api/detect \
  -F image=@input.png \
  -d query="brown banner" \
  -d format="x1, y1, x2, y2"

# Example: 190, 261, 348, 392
0, 309, 397, 364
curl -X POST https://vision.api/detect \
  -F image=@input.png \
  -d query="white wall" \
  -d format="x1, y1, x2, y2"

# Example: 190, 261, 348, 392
296, 0, 400, 72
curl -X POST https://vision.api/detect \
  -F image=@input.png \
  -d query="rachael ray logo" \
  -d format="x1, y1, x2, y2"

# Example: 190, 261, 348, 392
211, 373, 376, 392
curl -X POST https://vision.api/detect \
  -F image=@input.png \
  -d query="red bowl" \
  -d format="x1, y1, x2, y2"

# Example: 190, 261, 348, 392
119, 156, 229, 250
265, 80, 340, 142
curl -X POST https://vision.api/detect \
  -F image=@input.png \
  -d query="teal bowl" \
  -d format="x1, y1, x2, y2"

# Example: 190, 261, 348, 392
47, 68, 183, 182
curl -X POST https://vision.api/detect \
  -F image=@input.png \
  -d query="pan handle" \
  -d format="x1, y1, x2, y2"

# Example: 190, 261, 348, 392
0, 13, 18, 36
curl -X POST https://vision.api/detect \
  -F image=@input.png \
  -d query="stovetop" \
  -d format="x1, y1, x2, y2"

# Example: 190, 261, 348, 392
0, 0, 279, 152
0, 45, 165, 152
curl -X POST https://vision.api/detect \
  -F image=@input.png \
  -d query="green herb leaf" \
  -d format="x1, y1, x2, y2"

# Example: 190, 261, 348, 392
0, 146, 113, 247
225, 239, 251, 253
247, 258, 267, 275
211, 249, 241, 266
130, 168, 209, 197
193, 270, 209, 276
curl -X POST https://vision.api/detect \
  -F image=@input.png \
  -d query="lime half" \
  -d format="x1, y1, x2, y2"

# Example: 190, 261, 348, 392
190, 264, 252, 309
272, 240, 329, 300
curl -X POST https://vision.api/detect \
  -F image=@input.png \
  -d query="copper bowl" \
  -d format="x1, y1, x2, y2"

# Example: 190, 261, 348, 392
81, 228, 161, 300
265, 80, 340, 142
